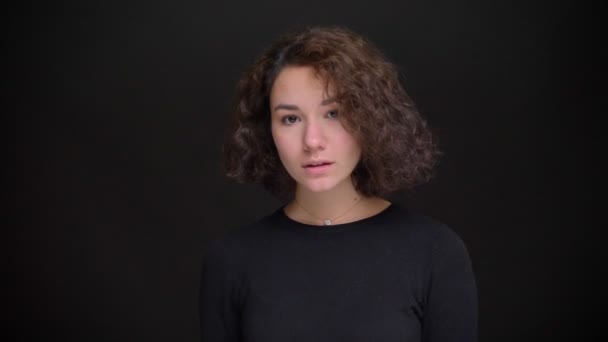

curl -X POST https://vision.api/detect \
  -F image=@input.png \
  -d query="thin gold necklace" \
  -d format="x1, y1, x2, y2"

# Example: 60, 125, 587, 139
294, 196, 362, 226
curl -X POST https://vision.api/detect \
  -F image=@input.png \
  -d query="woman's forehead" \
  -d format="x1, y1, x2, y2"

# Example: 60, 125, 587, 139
270, 66, 337, 104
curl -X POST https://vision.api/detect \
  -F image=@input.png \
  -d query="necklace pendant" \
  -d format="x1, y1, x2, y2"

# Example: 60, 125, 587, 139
323, 219, 332, 226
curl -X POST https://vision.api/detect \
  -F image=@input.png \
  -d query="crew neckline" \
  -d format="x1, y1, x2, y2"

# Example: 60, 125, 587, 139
275, 203, 397, 233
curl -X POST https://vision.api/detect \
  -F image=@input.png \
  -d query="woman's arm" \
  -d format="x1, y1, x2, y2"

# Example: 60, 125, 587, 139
199, 239, 242, 342
422, 225, 478, 342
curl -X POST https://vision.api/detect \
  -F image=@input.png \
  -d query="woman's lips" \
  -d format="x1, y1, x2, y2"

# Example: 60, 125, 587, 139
303, 162, 333, 175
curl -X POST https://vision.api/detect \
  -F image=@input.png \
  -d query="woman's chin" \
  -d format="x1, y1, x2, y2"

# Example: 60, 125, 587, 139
296, 177, 352, 194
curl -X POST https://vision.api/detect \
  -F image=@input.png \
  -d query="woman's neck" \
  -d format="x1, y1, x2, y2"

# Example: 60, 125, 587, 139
295, 187, 361, 223
286, 180, 391, 226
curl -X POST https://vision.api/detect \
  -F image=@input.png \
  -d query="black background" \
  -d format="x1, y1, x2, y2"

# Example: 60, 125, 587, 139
6, 0, 599, 341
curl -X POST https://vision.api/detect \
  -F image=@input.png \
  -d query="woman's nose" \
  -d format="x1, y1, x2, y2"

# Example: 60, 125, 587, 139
303, 120, 326, 151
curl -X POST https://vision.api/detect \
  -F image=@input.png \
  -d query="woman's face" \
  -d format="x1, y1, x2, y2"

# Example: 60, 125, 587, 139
270, 66, 361, 194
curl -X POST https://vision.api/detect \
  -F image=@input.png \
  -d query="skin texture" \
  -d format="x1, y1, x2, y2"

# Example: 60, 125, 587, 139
270, 66, 361, 198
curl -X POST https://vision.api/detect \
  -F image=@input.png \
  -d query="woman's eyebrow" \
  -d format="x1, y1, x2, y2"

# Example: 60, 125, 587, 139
273, 104, 299, 111
320, 97, 337, 106
273, 97, 337, 111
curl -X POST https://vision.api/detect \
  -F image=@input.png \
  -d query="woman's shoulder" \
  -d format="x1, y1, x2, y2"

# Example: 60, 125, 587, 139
203, 204, 468, 258
377, 203, 468, 249
202, 208, 283, 254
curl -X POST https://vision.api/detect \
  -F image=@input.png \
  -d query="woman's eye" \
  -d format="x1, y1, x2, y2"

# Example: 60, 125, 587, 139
282, 115, 299, 125
327, 110, 339, 119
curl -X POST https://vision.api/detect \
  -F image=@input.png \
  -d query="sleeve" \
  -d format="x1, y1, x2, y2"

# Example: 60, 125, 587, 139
422, 225, 478, 342
199, 239, 242, 342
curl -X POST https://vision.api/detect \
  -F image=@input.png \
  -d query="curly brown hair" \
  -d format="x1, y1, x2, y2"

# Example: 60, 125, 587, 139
223, 26, 440, 200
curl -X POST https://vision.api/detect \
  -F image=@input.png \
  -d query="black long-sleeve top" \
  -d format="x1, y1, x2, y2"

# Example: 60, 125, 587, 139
199, 204, 477, 341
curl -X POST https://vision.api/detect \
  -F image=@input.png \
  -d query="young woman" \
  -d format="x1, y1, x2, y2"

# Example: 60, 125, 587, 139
199, 26, 477, 341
